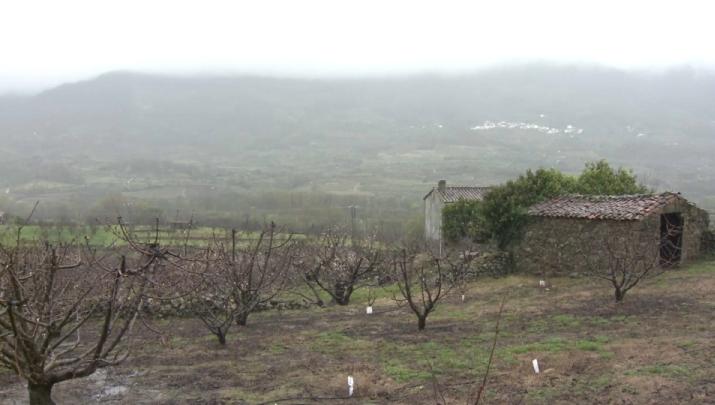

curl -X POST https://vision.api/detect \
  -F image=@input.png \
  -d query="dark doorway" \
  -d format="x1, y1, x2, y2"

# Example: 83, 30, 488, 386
660, 213, 683, 265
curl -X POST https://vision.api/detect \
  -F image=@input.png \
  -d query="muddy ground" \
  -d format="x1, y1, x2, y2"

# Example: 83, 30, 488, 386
1, 261, 714, 404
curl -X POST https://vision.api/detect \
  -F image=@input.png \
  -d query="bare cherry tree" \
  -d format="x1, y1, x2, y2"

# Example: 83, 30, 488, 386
228, 224, 297, 325
187, 223, 297, 344
391, 247, 455, 330
0, 224, 166, 405
185, 246, 237, 345
299, 229, 382, 306
441, 247, 480, 301
580, 218, 682, 302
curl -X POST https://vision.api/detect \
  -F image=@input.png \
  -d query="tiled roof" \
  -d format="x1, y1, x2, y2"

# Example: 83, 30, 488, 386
425, 186, 492, 203
528, 192, 683, 221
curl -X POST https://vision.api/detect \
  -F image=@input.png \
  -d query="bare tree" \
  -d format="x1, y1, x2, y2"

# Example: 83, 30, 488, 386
228, 224, 297, 326
300, 229, 382, 306
391, 247, 454, 330
0, 225, 165, 405
442, 247, 480, 301
580, 218, 682, 302
186, 223, 297, 345
185, 246, 237, 345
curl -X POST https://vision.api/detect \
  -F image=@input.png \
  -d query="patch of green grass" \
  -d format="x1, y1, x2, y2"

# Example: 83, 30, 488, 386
676, 340, 697, 350
502, 337, 570, 356
526, 319, 549, 333
588, 316, 611, 326
586, 314, 629, 327
416, 341, 476, 371
168, 336, 190, 346
379, 339, 488, 383
610, 315, 627, 322
552, 314, 581, 328
682, 260, 715, 275
349, 284, 401, 304
199, 334, 221, 343
576, 336, 613, 358
587, 375, 612, 390
575, 340, 601, 351
525, 374, 612, 402
269, 343, 288, 354
500, 336, 612, 362
309, 331, 373, 354
312, 331, 352, 347
569, 374, 613, 396
624, 363, 694, 379
526, 314, 586, 334
525, 386, 559, 402
383, 360, 432, 383
431, 304, 476, 321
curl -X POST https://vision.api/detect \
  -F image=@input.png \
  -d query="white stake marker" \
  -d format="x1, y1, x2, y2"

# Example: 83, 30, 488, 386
461, 294, 465, 302
532, 359, 540, 374
347, 375, 354, 397
366, 306, 373, 314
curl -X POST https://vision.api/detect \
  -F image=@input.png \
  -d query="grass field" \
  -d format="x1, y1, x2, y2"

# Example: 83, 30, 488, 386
1, 260, 713, 404
0, 225, 299, 248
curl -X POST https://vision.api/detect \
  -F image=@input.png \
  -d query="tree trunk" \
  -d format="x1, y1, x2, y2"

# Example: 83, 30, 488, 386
236, 311, 249, 326
614, 288, 625, 302
28, 382, 55, 405
333, 282, 351, 306
217, 331, 227, 345
417, 316, 427, 331
335, 295, 350, 306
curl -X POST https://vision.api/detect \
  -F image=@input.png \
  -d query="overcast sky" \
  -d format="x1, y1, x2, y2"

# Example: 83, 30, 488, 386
1, 0, 714, 93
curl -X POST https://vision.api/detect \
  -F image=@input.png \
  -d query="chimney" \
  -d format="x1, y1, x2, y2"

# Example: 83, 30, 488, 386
438, 180, 446, 193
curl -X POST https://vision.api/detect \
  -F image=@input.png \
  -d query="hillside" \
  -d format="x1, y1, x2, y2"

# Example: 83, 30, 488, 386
0, 66, 714, 226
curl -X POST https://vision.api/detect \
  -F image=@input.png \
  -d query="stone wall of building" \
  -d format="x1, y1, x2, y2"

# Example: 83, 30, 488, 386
662, 199, 710, 262
513, 201, 710, 276
424, 192, 444, 242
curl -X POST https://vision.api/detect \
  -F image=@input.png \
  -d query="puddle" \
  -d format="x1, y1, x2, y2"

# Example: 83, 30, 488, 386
102, 385, 128, 397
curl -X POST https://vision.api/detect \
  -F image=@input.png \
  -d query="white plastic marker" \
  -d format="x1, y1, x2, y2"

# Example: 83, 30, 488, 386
539, 280, 546, 287
532, 359, 540, 374
366, 306, 373, 315
461, 294, 465, 302
347, 376, 354, 397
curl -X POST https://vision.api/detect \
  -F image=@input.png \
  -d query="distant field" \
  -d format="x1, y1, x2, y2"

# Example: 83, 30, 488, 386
1, 259, 712, 403
0, 225, 300, 248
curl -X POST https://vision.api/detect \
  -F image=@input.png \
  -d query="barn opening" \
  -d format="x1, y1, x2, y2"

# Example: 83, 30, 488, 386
660, 213, 683, 265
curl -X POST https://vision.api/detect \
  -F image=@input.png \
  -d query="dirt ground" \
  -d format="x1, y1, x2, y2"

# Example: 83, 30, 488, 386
1, 261, 714, 404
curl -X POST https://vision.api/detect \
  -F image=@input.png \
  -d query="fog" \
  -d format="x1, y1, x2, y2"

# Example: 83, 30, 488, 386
2, 0, 715, 92
1, 1, 714, 230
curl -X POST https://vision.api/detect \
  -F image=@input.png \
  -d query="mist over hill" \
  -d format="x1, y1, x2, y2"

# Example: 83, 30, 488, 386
0, 65, 713, 228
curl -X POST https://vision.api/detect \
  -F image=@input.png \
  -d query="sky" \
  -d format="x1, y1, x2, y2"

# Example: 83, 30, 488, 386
1, 0, 714, 92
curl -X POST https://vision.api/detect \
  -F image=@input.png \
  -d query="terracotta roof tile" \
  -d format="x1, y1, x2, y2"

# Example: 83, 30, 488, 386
528, 192, 682, 221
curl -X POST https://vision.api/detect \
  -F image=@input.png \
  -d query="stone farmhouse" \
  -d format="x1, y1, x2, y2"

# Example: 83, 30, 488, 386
513, 192, 710, 275
423, 180, 491, 242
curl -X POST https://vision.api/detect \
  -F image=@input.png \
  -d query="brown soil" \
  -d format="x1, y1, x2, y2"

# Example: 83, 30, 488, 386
1, 262, 713, 404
